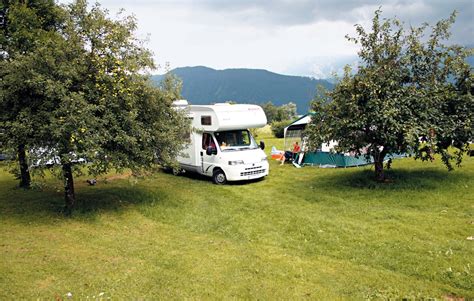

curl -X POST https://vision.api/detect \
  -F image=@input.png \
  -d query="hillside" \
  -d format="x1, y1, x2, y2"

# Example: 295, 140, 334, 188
152, 66, 333, 113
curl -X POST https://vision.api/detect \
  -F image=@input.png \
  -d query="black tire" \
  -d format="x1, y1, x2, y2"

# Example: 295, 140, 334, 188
162, 166, 173, 174
212, 169, 227, 185
162, 166, 182, 176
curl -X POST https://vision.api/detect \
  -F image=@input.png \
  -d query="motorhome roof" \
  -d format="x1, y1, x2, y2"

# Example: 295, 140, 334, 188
188, 104, 267, 131
190, 103, 260, 112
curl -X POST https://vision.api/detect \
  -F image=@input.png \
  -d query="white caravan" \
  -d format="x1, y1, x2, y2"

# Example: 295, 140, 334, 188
173, 100, 269, 184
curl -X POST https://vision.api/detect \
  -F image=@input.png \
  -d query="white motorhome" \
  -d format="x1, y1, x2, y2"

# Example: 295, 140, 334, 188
173, 100, 269, 184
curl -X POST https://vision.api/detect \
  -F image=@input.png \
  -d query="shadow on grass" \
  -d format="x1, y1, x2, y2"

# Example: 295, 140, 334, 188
173, 170, 211, 183
77, 184, 166, 213
0, 182, 166, 224
312, 166, 468, 191
175, 169, 264, 186
0, 166, 261, 225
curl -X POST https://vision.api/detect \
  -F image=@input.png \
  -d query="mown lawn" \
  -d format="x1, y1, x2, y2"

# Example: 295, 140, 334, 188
0, 136, 473, 299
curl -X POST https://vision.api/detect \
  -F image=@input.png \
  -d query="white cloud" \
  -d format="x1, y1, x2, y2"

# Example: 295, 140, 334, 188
58, 0, 473, 78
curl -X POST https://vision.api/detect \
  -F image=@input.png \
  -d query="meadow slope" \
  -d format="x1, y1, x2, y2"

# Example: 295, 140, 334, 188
1, 138, 473, 299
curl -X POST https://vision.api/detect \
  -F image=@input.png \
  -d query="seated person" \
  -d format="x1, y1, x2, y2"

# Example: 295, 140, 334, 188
281, 142, 301, 165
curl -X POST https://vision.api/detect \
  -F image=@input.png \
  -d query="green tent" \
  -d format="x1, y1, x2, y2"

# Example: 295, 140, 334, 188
285, 113, 374, 168
299, 152, 373, 167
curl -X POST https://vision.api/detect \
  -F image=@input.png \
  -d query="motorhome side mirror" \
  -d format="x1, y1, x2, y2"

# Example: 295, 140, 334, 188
259, 141, 265, 150
206, 146, 217, 156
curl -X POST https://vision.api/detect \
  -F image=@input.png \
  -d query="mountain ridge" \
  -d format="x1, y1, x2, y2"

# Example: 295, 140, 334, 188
151, 66, 333, 114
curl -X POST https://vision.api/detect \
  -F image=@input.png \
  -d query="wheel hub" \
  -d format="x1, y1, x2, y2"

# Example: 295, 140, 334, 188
216, 173, 225, 183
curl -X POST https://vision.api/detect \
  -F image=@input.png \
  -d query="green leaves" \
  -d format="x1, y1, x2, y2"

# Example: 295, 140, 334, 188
306, 9, 473, 179
1, 0, 189, 207
261, 101, 298, 123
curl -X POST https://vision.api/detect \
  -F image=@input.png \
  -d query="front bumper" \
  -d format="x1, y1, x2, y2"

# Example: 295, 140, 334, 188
224, 161, 269, 181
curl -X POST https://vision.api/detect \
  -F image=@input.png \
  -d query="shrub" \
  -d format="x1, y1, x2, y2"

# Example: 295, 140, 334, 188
271, 120, 291, 138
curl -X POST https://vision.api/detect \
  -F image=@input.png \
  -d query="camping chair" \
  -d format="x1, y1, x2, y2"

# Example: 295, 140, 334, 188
283, 151, 298, 163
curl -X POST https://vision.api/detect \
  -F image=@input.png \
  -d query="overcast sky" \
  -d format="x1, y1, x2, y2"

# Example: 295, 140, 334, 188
61, 0, 473, 78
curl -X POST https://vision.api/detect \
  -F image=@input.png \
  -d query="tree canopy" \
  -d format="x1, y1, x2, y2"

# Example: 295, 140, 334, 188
1, 0, 62, 187
1, 0, 188, 213
305, 9, 473, 181
262, 101, 298, 123
261, 101, 298, 138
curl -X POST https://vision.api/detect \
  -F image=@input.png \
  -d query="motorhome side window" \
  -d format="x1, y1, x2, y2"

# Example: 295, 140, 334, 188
202, 133, 216, 150
201, 116, 212, 126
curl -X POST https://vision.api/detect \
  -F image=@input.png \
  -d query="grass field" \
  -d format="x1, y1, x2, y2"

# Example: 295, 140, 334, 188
1, 134, 473, 299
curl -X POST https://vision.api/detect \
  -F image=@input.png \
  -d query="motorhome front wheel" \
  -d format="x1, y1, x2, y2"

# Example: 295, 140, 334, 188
213, 169, 227, 185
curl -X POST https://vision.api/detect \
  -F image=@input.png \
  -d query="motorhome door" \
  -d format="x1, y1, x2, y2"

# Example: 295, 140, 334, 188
201, 133, 218, 176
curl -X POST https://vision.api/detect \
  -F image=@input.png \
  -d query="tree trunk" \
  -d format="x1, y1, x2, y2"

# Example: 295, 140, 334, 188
373, 148, 387, 182
62, 163, 75, 215
374, 159, 385, 182
18, 144, 31, 189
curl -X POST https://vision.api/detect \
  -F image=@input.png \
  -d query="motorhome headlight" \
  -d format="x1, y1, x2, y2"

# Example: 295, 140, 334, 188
228, 160, 244, 165
261, 157, 268, 162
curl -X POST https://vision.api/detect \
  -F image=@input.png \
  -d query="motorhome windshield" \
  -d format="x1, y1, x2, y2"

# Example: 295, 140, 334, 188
214, 130, 258, 151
